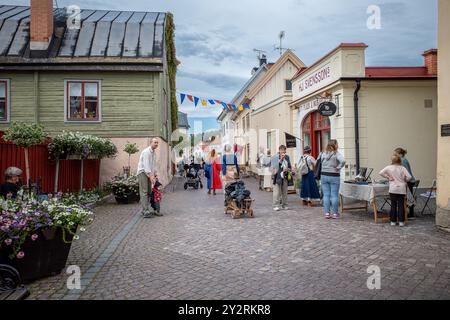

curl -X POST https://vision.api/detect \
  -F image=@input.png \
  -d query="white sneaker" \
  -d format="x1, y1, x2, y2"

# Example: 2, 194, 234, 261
273, 207, 280, 211
399, 222, 405, 227
282, 206, 289, 210
390, 222, 396, 226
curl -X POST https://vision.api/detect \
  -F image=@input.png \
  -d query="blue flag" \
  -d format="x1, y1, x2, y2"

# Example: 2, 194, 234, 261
180, 93, 186, 105
194, 97, 200, 107
208, 100, 215, 105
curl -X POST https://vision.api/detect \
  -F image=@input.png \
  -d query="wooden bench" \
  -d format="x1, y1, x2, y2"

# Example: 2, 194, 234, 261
0, 264, 30, 300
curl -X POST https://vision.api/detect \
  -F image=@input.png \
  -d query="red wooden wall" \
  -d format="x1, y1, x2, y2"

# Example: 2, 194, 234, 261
0, 132, 100, 193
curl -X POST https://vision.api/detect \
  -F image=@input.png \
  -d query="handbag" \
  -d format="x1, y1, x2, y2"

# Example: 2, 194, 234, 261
287, 171, 294, 186
314, 154, 322, 180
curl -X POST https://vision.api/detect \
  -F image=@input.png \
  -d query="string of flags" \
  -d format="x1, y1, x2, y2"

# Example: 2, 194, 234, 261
178, 93, 251, 111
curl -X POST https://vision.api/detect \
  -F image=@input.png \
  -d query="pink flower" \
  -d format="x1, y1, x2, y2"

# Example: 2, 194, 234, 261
4, 239, 12, 246
31, 234, 39, 241
16, 251, 25, 259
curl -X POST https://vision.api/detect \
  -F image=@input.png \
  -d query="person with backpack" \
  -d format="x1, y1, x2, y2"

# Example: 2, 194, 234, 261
298, 146, 320, 206
320, 140, 346, 219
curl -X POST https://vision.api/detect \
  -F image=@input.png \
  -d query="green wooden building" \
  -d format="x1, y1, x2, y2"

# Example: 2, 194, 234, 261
0, 2, 178, 185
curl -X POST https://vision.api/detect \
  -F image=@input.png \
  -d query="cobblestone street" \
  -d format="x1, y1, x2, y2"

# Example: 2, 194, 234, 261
27, 177, 450, 300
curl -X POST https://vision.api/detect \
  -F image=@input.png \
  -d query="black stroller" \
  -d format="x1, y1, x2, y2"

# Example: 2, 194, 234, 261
183, 163, 203, 190
224, 181, 254, 219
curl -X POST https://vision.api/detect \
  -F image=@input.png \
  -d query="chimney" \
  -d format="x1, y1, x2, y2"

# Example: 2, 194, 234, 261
423, 49, 437, 75
259, 54, 267, 66
30, 0, 54, 54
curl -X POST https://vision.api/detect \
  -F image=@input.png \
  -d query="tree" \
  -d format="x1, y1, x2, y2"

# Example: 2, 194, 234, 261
124, 142, 139, 171
3, 122, 46, 184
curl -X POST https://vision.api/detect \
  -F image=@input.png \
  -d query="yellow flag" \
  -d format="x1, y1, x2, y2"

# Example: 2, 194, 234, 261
201, 100, 207, 106
239, 105, 244, 111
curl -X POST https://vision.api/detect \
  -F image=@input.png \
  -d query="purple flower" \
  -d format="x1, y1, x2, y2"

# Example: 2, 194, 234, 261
4, 239, 12, 246
31, 234, 39, 241
16, 251, 25, 259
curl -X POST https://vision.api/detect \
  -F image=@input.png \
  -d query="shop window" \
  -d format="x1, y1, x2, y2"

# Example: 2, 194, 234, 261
301, 111, 330, 158
0, 80, 9, 122
65, 80, 101, 122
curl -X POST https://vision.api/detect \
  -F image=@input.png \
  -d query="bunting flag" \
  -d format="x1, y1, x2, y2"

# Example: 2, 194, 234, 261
178, 92, 253, 112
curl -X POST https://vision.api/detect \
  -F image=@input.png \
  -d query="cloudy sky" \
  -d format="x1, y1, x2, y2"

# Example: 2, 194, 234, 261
9, 0, 438, 127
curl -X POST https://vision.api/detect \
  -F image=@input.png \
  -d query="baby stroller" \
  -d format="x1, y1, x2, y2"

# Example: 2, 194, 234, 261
183, 163, 203, 190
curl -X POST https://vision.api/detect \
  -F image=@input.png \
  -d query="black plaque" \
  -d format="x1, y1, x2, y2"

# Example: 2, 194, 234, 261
442, 124, 450, 137
318, 101, 337, 117
285, 133, 297, 148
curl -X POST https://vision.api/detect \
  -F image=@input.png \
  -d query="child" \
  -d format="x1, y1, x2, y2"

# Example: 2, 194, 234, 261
149, 177, 163, 217
379, 154, 412, 227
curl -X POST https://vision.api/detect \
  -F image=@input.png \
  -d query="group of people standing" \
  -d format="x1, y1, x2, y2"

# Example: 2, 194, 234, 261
294, 140, 415, 225
204, 144, 240, 196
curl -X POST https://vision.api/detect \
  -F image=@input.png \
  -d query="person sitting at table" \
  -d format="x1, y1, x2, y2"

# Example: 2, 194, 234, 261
379, 154, 412, 227
0, 167, 23, 199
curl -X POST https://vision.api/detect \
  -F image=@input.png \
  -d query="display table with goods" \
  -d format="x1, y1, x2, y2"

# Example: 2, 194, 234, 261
339, 181, 413, 224
0, 193, 94, 283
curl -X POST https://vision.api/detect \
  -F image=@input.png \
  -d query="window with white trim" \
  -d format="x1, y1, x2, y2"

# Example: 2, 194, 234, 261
0, 80, 9, 122
65, 80, 101, 122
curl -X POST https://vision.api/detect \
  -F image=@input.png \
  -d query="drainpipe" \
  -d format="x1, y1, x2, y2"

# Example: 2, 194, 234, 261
353, 79, 361, 173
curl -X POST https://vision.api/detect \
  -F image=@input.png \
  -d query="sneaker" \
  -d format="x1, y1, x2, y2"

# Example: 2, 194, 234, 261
282, 206, 289, 210
390, 222, 397, 226
325, 213, 331, 219
332, 213, 340, 219
273, 207, 281, 211
154, 210, 163, 217
399, 222, 405, 227
143, 212, 153, 218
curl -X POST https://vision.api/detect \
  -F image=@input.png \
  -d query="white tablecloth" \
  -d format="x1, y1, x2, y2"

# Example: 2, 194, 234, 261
340, 183, 389, 204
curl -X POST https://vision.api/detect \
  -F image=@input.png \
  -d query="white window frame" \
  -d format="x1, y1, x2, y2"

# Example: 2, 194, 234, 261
0, 79, 11, 123
64, 79, 102, 123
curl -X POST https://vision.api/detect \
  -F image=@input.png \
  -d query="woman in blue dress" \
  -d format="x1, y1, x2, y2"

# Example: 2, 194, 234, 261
299, 146, 320, 206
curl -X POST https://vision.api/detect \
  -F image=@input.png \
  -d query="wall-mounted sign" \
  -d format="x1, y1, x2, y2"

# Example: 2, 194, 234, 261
285, 133, 298, 148
318, 101, 337, 117
442, 124, 450, 137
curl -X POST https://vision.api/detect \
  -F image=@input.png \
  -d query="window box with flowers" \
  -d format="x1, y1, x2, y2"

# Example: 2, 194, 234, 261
0, 194, 94, 282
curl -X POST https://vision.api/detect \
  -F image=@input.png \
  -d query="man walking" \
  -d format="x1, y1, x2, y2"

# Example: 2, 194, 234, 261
271, 145, 292, 211
137, 138, 162, 218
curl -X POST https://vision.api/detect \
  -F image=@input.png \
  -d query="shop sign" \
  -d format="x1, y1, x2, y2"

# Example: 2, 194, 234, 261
318, 101, 337, 117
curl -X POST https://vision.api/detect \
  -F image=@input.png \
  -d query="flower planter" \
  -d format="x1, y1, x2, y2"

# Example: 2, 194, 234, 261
114, 192, 140, 204
67, 154, 82, 160
0, 227, 76, 283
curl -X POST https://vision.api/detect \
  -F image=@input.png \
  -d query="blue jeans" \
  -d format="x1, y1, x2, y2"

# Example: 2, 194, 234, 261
321, 175, 341, 215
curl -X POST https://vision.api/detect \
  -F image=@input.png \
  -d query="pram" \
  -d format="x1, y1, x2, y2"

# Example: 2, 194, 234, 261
183, 163, 203, 190
224, 180, 254, 219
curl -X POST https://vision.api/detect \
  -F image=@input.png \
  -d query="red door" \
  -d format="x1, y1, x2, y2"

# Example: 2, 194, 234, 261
301, 111, 330, 158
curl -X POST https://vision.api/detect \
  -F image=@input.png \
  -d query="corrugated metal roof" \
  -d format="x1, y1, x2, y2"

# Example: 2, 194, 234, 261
0, 5, 166, 61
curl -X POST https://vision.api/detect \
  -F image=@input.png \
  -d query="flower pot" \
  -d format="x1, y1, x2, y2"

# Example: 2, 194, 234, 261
0, 227, 76, 283
114, 192, 140, 204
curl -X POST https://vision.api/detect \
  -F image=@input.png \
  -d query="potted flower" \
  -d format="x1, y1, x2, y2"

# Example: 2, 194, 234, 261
48, 131, 84, 160
0, 195, 94, 282
104, 175, 140, 204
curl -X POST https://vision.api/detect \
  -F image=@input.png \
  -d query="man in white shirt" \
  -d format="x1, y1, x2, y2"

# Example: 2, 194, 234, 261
137, 138, 159, 218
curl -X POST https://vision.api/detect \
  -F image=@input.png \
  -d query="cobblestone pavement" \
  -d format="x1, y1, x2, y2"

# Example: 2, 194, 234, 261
27, 177, 450, 300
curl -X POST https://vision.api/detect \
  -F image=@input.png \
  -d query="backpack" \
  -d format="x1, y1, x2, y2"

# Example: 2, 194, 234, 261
298, 156, 310, 176
314, 154, 322, 180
